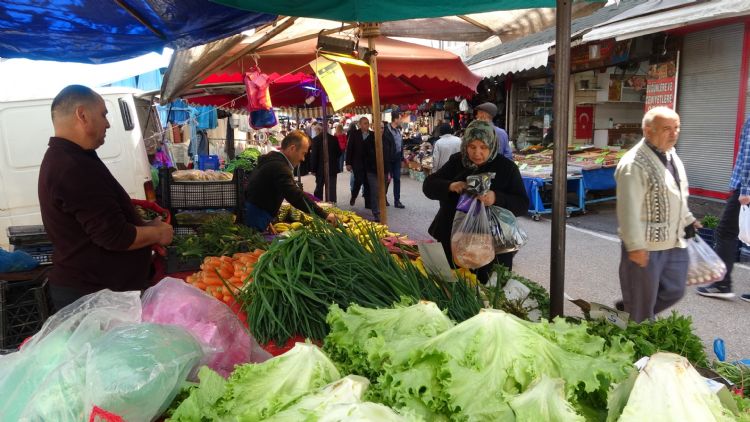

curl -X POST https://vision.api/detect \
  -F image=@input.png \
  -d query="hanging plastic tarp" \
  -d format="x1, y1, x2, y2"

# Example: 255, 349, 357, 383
0, 1, 276, 64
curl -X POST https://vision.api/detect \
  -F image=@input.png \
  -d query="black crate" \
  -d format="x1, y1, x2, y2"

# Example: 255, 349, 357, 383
0, 276, 52, 349
7, 225, 50, 246
159, 167, 245, 233
165, 246, 202, 274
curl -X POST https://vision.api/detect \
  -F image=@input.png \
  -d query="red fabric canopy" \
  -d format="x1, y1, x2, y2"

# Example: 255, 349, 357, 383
187, 36, 480, 107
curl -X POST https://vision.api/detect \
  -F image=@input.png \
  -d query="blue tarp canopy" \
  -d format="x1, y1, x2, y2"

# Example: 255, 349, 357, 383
0, 0, 276, 64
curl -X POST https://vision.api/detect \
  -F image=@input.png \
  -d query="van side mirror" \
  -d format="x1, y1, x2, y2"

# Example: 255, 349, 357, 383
118, 98, 134, 131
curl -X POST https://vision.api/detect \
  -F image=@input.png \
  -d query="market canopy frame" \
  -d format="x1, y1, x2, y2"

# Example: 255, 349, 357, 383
0, 0, 276, 63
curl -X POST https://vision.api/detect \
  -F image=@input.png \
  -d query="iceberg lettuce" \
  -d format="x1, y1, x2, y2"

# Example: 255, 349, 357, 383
380, 309, 634, 421
616, 353, 735, 422
508, 376, 585, 422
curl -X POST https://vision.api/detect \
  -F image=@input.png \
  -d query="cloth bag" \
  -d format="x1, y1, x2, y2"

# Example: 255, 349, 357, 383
686, 236, 727, 285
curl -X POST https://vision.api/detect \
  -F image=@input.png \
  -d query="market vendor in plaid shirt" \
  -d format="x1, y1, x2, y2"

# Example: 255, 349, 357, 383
697, 116, 750, 302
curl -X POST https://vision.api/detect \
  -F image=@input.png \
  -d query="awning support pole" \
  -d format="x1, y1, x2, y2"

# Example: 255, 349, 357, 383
551, 0, 572, 319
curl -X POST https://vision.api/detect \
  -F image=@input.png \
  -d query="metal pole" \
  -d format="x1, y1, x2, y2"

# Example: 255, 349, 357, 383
551, 0, 572, 319
362, 24, 387, 224
321, 91, 330, 202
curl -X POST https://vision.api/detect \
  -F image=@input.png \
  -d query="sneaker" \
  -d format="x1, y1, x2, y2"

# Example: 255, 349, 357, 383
696, 283, 735, 299
741, 294, 750, 303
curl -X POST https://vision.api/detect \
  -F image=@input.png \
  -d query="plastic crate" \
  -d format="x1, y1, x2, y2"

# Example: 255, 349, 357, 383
7, 225, 49, 246
165, 247, 202, 274
197, 154, 220, 170
159, 167, 242, 210
581, 167, 616, 191
0, 276, 51, 349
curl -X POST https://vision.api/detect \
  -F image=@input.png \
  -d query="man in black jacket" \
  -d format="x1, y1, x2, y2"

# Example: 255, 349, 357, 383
310, 129, 341, 203
363, 121, 395, 222
244, 130, 335, 231
383, 111, 406, 208
345, 117, 373, 207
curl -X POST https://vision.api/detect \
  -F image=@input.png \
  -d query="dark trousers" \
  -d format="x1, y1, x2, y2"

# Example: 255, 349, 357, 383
713, 189, 740, 290
389, 158, 402, 203
49, 283, 87, 313
314, 172, 337, 203
351, 168, 370, 206
619, 243, 688, 323
366, 171, 389, 219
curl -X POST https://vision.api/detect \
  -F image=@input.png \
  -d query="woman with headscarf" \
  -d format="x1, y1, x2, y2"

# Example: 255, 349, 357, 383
423, 120, 529, 282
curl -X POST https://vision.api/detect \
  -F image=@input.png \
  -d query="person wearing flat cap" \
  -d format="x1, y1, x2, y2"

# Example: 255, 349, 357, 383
474, 102, 513, 160
423, 120, 528, 283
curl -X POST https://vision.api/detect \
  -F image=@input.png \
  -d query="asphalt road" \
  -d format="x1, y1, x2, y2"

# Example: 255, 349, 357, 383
301, 171, 750, 361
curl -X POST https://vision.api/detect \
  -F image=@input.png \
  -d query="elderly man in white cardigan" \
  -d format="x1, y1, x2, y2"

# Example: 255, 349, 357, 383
615, 106, 699, 323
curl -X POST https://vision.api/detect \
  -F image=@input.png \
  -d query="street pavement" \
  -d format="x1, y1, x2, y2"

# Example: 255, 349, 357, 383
301, 171, 750, 361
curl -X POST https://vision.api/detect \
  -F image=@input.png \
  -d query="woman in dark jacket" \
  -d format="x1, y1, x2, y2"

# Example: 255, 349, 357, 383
423, 120, 528, 282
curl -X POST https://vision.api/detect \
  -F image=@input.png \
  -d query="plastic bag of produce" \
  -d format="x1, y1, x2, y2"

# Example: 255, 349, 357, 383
142, 277, 271, 378
0, 290, 142, 422
739, 205, 750, 246
451, 194, 494, 269
686, 236, 726, 285
486, 205, 528, 254
20, 323, 204, 422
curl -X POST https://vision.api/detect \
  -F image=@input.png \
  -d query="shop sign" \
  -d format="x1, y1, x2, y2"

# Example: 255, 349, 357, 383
644, 60, 678, 111
309, 57, 355, 111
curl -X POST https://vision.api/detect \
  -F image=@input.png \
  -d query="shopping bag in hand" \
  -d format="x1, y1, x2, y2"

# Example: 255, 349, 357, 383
739, 205, 750, 246
451, 194, 494, 269
686, 236, 726, 285
486, 205, 528, 254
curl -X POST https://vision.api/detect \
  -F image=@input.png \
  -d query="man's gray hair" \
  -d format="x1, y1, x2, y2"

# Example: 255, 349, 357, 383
51, 85, 100, 122
642, 106, 679, 129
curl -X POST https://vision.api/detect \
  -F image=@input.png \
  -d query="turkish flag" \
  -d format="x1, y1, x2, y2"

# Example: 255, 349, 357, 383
576, 105, 594, 140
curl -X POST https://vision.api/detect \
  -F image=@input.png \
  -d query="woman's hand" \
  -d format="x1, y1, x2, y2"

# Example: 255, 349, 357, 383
449, 181, 468, 193
479, 191, 496, 206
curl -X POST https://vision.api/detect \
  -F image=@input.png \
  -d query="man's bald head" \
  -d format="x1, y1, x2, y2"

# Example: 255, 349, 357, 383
50, 85, 110, 150
51, 85, 101, 123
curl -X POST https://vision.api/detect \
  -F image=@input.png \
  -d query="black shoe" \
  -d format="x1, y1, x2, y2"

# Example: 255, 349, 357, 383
696, 283, 735, 299
394, 202, 405, 209
349, 196, 356, 206
614, 300, 624, 312
386, 200, 391, 207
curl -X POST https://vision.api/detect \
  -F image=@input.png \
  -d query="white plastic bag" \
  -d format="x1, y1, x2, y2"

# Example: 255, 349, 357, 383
739, 205, 750, 246
686, 236, 727, 285
451, 195, 494, 269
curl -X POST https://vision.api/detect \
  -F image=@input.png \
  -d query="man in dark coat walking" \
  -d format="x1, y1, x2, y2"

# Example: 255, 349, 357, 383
310, 129, 341, 203
345, 116, 373, 207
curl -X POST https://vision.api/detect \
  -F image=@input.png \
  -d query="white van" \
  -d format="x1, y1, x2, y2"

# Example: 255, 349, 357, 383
0, 87, 160, 248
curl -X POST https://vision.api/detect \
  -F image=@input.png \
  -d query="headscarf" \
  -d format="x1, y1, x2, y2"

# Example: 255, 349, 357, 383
460, 120, 498, 169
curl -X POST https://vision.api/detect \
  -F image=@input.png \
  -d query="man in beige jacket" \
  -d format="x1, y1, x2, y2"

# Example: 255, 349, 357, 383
615, 106, 698, 322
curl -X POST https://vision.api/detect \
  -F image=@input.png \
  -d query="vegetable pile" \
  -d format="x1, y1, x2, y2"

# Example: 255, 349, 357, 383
172, 215, 268, 259
324, 303, 636, 421
224, 147, 261, 173
167, 342, 342, 421
585, 311, 708, 367
240, 221, 482, 345
185, 249, 264, 305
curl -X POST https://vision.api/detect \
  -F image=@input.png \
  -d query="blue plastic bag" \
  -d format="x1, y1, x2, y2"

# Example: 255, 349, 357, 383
0, 248, 39, 272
